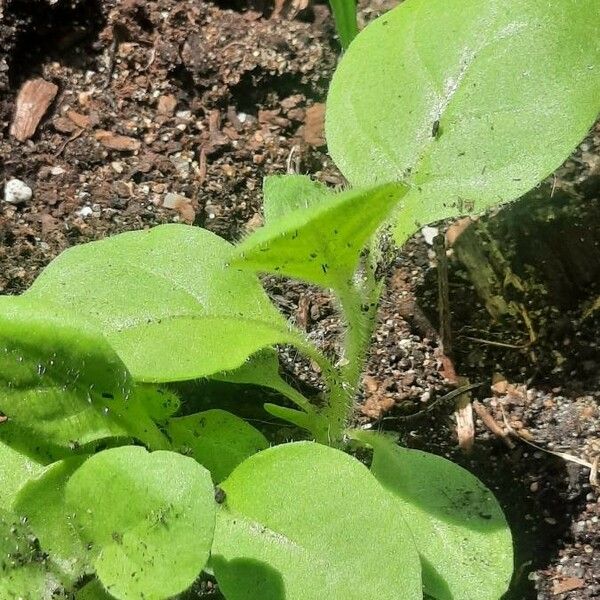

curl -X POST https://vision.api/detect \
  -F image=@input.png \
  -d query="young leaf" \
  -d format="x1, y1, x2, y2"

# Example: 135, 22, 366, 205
328, 0, 359, 49
0, 300, 168, 457
0, 439, 42, 509
167, 409, 269, 483
352, 431, 513, 600
14, 457, 90, 584
326, 0, 600, 243
23, 224, 296, 382
263, 174, 331, 225
66, 447, 216, 600
0, 508, 64, 599
134, 385, 181, 424
212, 442, 421, 600
233, 182, 408, 289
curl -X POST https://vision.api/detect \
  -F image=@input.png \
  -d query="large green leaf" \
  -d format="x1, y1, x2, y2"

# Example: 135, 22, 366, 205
352, 431, 513, 600
262, 174, 332, 225
66, 447, 216, 600
233, 183, 408, 289
0, 301, 167, 458
14, 457, 90, 584
168, 409, 269, 483
212, 442, 421, 600
23, 224, 296, 382
76, 579, 115, 600
0, 440, 42, 509
326, 0, 600, 243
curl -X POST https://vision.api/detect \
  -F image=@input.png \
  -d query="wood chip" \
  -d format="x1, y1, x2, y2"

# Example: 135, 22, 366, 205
446, 217, 474, 246
473, 400, 515, 449
10, 78, 59, 142
95, 130, 141, 151
67, 110, 92, 129
303, 103, 325, 147
552, 577, 584, 595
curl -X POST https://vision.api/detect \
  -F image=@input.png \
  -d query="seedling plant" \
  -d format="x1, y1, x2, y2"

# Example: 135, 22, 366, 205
0, 0, 598, 598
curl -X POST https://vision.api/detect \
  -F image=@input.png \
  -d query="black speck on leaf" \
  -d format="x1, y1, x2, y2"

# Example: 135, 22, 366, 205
215, 487, 226, 504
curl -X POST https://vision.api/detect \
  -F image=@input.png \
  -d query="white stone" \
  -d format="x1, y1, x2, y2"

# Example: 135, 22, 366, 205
421, 226, 439, 245
3, 179, 32, 205
77, 206, 93, 218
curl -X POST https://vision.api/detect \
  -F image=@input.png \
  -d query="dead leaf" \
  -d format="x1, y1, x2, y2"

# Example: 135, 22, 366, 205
10, 78, 59, 142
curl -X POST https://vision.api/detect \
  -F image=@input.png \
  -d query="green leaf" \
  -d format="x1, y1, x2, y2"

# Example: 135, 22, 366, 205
352, 431, 513, 600
168, 409, 269, 483
0, 300, 167, 458
0, 439, 42, 509
326, 0, 600, 243
134, 385, 181, 424
24, 224, 295, 382
329, 0, 359, 49
76, 579, 115, 600
233, 182, 408, 289
0, 509, 64, 599
263, 175, 331, 225
66, 446, 216, 600
212, 442, 421, 600
14, 457, 90, 584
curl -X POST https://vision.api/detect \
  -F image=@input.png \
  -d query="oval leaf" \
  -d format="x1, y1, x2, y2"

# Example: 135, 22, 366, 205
65, 447, 216, 600
14, 457, 90, 584
353, 431, 513, 600
0, 301, 167, 458
24, 224, 294, 382
212, 442, 421, 600
326, 0, 600, 242
0, 440, 42, 509
168, 409, 269, 483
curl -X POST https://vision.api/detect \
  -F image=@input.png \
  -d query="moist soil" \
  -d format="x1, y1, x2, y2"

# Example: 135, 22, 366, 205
1, 1, 598, 598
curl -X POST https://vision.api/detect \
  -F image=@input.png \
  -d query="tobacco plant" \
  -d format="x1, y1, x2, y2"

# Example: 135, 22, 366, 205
1, 0, 598, 598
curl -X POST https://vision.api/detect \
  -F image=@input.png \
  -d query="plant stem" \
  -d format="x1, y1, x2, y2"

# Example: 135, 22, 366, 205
329, 0, 359, 49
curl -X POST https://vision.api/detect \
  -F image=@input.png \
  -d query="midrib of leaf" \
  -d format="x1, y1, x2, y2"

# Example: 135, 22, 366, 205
219, 510, 378, 586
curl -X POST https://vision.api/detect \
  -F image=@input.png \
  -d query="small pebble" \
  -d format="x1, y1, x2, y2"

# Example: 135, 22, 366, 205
3, 178, 32, 204
77, 206, 93, 218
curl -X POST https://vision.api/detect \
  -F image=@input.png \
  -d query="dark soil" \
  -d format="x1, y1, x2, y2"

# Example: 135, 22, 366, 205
1, 1, 598, 599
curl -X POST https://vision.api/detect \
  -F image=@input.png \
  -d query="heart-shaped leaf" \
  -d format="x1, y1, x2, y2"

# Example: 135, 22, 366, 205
0, 301, 167, 459
168, 409, 269, 483
233, 183, 408, 290
212, 441, 421, 600
326, 0, 600, 243
352, 431, 513, 600
14, 457, 90, 584
24, 224, 296, 382
66, 447, 216, 600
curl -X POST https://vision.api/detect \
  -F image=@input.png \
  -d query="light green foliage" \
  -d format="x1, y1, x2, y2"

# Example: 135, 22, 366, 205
14, 458, 90, 584
233, 182, 408, 290
328, 0, 359, 49
326, 0, 600, 242
0, 302, 167, 458
0, 440, 42, 509
0, 509, 63, 599
65, 447, 216, 600
24, 224, 295, 382
212, 442, 422, 600
352, 431, 513, 600
263, 174, 331, 225
134, 385, 181, 424
76, 579, 115, 600
168, 409, 269, 483
213, 350, 328, 439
